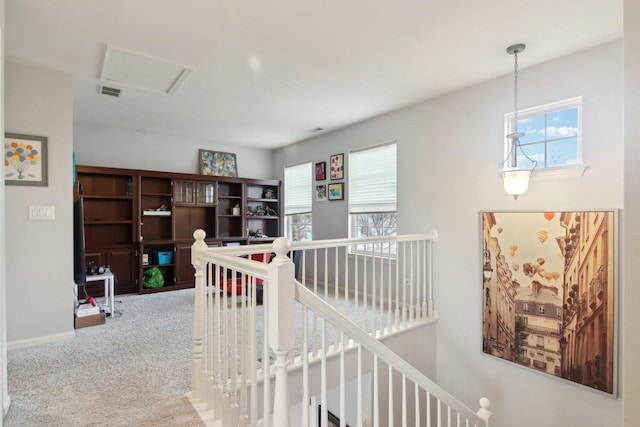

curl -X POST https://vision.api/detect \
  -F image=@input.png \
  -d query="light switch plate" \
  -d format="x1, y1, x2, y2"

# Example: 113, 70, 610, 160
29, 205, 55, 220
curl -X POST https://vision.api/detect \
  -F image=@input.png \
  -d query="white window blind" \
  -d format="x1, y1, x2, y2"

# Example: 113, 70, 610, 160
284, 162, 312, 215
349, 143, 397, 213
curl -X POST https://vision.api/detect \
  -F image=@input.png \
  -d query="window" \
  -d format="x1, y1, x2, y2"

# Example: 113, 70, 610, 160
284, 162, 312, 242
505, 97, 582, 176
523, 302, 529, 313
348, 142, 397, 254
538, 304, 545, 315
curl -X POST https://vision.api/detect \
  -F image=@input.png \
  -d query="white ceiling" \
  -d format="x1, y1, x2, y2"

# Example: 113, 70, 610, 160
5, 0, 622, 150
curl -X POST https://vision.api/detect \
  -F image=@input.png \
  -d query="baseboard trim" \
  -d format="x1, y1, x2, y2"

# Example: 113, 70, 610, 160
7, 331, 75, 351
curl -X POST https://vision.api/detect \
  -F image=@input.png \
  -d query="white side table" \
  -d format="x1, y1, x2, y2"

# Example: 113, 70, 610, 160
85, 269, 115, 316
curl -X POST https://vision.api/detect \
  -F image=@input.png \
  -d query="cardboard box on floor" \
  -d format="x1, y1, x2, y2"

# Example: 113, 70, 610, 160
74, 312, 106, 329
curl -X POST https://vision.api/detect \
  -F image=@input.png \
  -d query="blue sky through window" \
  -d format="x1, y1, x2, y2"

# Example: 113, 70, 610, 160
515, 107, 579, 168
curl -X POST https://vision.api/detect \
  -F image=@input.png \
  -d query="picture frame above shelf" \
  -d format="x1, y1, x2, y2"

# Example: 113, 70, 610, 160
199, 149, 238, 177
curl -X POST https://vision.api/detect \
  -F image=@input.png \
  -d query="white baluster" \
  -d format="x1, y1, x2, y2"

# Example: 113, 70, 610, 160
267, 237, 295, 427
357, 344, 363, 427
340, 331, 345, 426
476, 398, 492, 426
426, 391, 431, 427
388, 366, 394, 427
415, 383, 420, 427
302, 306, 309, 427
373, 356, 379, 427
191, 229, 208, 403
387, 245, 393, 332
402, 241, 407, 327
402, 374, 407, 427
409, 241, 415, 325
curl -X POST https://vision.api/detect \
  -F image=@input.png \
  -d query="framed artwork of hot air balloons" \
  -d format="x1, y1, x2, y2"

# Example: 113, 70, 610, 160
481, 210, 618, 395
4, 133, 48, 186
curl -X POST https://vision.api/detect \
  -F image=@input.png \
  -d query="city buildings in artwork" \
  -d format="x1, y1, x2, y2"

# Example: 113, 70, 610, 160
482, 211, 615, 394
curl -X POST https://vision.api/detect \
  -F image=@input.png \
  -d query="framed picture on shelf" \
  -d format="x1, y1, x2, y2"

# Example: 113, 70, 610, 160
4, 133, 48, 186
199, 149, 238, 177
481, 210, 617, 395
330, 153, 344, 180
315, 161, 326, 181
328, 182, 344, 201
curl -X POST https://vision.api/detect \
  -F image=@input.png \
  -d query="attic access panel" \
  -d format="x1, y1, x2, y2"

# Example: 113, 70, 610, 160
100, 45, 193, 95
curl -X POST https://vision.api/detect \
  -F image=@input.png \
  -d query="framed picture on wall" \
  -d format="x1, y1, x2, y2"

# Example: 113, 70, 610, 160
481, 210, 617, 395
328, 182, 344, 200
315, 161, 326, 181
316, 184, 327, 201
330, 153, 344, 180
199, 149, 238, 177
4, 133, 48, 186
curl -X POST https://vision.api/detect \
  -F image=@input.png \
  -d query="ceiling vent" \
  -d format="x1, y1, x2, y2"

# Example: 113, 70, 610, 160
100, 45, 193, 96
99, 85, 123, 98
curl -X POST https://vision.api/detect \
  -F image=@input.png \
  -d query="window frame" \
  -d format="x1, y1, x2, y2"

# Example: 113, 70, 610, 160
348, 141, 398, 256
284, 161, 313, 242
504, 97, 586, 180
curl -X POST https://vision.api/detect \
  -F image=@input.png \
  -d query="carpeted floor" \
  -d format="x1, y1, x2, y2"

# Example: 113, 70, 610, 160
4, 288, 205, 427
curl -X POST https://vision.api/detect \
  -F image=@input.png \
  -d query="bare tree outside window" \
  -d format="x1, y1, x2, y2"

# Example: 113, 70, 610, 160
348, 142, 397, 255
349, 212, 397, 254
286, 212, 312, 242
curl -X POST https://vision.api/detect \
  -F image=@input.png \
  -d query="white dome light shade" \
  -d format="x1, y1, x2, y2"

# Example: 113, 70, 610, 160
502, 168, 532, 199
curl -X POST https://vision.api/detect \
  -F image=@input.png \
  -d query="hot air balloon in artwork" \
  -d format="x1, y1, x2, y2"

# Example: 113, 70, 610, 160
552, 271, 560, 280
538, 230, 548, 244
513, 264, 519, 271
544, 212, 555, 222
522, 262, 536, 278
509, 244, 518, 257
537, 257, 545, 266
497, 226, 503, 233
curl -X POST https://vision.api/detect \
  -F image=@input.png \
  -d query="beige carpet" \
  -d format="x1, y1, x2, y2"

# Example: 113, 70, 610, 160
4, 288, 205, 427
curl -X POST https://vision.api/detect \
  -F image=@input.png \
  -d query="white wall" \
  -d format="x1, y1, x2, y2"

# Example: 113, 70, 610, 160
1, 0, 8, 420
623, 0, 640, 424
74, 123, 274, 179
274, 41, 624, 427
5, 61, 74, 347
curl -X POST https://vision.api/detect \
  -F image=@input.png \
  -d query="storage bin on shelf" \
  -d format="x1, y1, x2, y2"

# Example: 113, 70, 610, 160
154, 251, 173, 265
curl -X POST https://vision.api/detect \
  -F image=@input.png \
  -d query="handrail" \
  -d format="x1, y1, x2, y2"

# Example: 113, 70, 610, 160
295, 281, 489, 426
189, 230, 491, 426
290, 231, 439, 250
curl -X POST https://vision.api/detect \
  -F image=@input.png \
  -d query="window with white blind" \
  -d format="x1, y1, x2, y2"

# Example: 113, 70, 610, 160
348, 142, 397, 254
284, 162, 312, 241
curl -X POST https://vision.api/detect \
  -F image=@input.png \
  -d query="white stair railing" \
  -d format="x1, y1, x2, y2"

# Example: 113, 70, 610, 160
188, 230, 491, 426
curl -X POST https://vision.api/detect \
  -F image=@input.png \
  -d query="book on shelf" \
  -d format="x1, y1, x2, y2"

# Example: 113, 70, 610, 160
142, 210, 171, 216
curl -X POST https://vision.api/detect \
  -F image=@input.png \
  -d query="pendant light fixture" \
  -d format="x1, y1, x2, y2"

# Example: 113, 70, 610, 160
500, 43, 537, 200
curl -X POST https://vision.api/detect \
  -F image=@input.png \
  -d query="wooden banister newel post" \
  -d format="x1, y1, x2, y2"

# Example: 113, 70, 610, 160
191, 229, 208, 403
477, 397, 492, 426
268, 237, 295, 427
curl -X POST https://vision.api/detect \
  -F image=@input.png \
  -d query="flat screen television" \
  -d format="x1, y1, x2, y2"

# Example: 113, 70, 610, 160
73, 196, 87, 287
